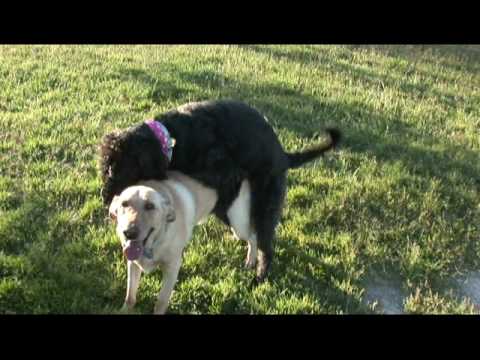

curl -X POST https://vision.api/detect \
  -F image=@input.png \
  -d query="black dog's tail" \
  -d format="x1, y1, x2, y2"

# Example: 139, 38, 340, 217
286, 128, 342, 169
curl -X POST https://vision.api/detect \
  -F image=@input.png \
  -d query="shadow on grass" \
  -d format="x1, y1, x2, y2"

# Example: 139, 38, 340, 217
241, 45, 477, 111
355, 45, 480, 74
0, 193, 123, 313
0, 196, 50, 255
270, 236, 371, 313
117, 68, 191, 104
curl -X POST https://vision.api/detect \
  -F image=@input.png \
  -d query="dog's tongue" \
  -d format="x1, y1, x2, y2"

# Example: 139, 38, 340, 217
123, 240, 143, 261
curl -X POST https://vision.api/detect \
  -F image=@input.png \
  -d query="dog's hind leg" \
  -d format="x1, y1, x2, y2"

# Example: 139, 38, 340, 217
122, 260, 142, 311
230, 230, 258, 269
250, 173, 287, 283
227, 181, 257, 269
244, 234, 258, 269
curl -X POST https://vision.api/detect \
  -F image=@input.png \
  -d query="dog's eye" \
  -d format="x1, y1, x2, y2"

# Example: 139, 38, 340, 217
145, 202, 155, 211
121, 201, 128, 207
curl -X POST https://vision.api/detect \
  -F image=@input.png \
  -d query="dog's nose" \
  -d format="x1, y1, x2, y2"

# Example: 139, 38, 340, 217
123, 226, 139, 240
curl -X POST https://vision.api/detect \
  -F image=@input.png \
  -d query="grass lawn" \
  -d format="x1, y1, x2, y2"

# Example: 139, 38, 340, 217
0, 45, 479, 314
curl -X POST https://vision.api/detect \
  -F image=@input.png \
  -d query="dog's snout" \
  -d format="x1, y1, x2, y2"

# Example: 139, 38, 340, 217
123, 226, 139, 240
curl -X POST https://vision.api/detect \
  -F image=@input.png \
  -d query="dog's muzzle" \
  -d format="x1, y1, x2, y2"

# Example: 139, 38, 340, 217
122, 228, 154, 261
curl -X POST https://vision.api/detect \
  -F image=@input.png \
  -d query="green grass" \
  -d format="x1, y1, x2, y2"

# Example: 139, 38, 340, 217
1, 45, 479, 314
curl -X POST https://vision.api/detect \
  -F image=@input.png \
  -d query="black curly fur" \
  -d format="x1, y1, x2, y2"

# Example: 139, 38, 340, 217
99, 99, 341, 282
99, 125, 169, 206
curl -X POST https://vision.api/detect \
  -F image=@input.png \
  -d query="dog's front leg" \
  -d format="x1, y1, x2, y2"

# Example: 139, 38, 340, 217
154, 260, 181, 315
122, 260, 142, 312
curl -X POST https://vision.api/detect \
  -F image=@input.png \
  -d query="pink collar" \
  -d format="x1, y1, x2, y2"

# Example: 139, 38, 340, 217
145, 120, 174, 163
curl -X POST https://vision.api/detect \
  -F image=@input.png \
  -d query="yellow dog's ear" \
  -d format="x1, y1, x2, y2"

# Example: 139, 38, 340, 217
166, 206, 176, 223
161, 195, 176, 223
109, 195, 121, 222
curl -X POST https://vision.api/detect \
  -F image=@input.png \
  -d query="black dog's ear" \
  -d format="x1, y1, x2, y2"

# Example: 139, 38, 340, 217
138, 150, 155, 175
99, 129, 148, 206
99, 131, 125, 205
100, 131, 123, 170
136, 139, 169, 180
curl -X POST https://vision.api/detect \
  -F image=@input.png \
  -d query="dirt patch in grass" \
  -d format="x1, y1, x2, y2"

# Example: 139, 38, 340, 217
363, 272, 405, 314
455, 271, 480, 310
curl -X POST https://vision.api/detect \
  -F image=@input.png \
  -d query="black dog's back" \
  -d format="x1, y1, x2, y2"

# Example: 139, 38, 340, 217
164, 99, 340, 173
162, 100, 290, 175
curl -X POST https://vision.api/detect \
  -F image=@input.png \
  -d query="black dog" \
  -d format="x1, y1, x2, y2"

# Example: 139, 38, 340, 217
100, 100, 341, 282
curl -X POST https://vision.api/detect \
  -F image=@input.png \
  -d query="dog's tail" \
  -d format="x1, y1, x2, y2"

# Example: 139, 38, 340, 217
286, 128, 342, 169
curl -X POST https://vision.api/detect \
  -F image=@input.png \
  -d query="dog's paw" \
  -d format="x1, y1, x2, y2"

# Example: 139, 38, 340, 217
153, 301, 168, 315
230, 228, 240, 241
255, 257, 271, 284
244, 256, 256, 270
118, 303, 134, 314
